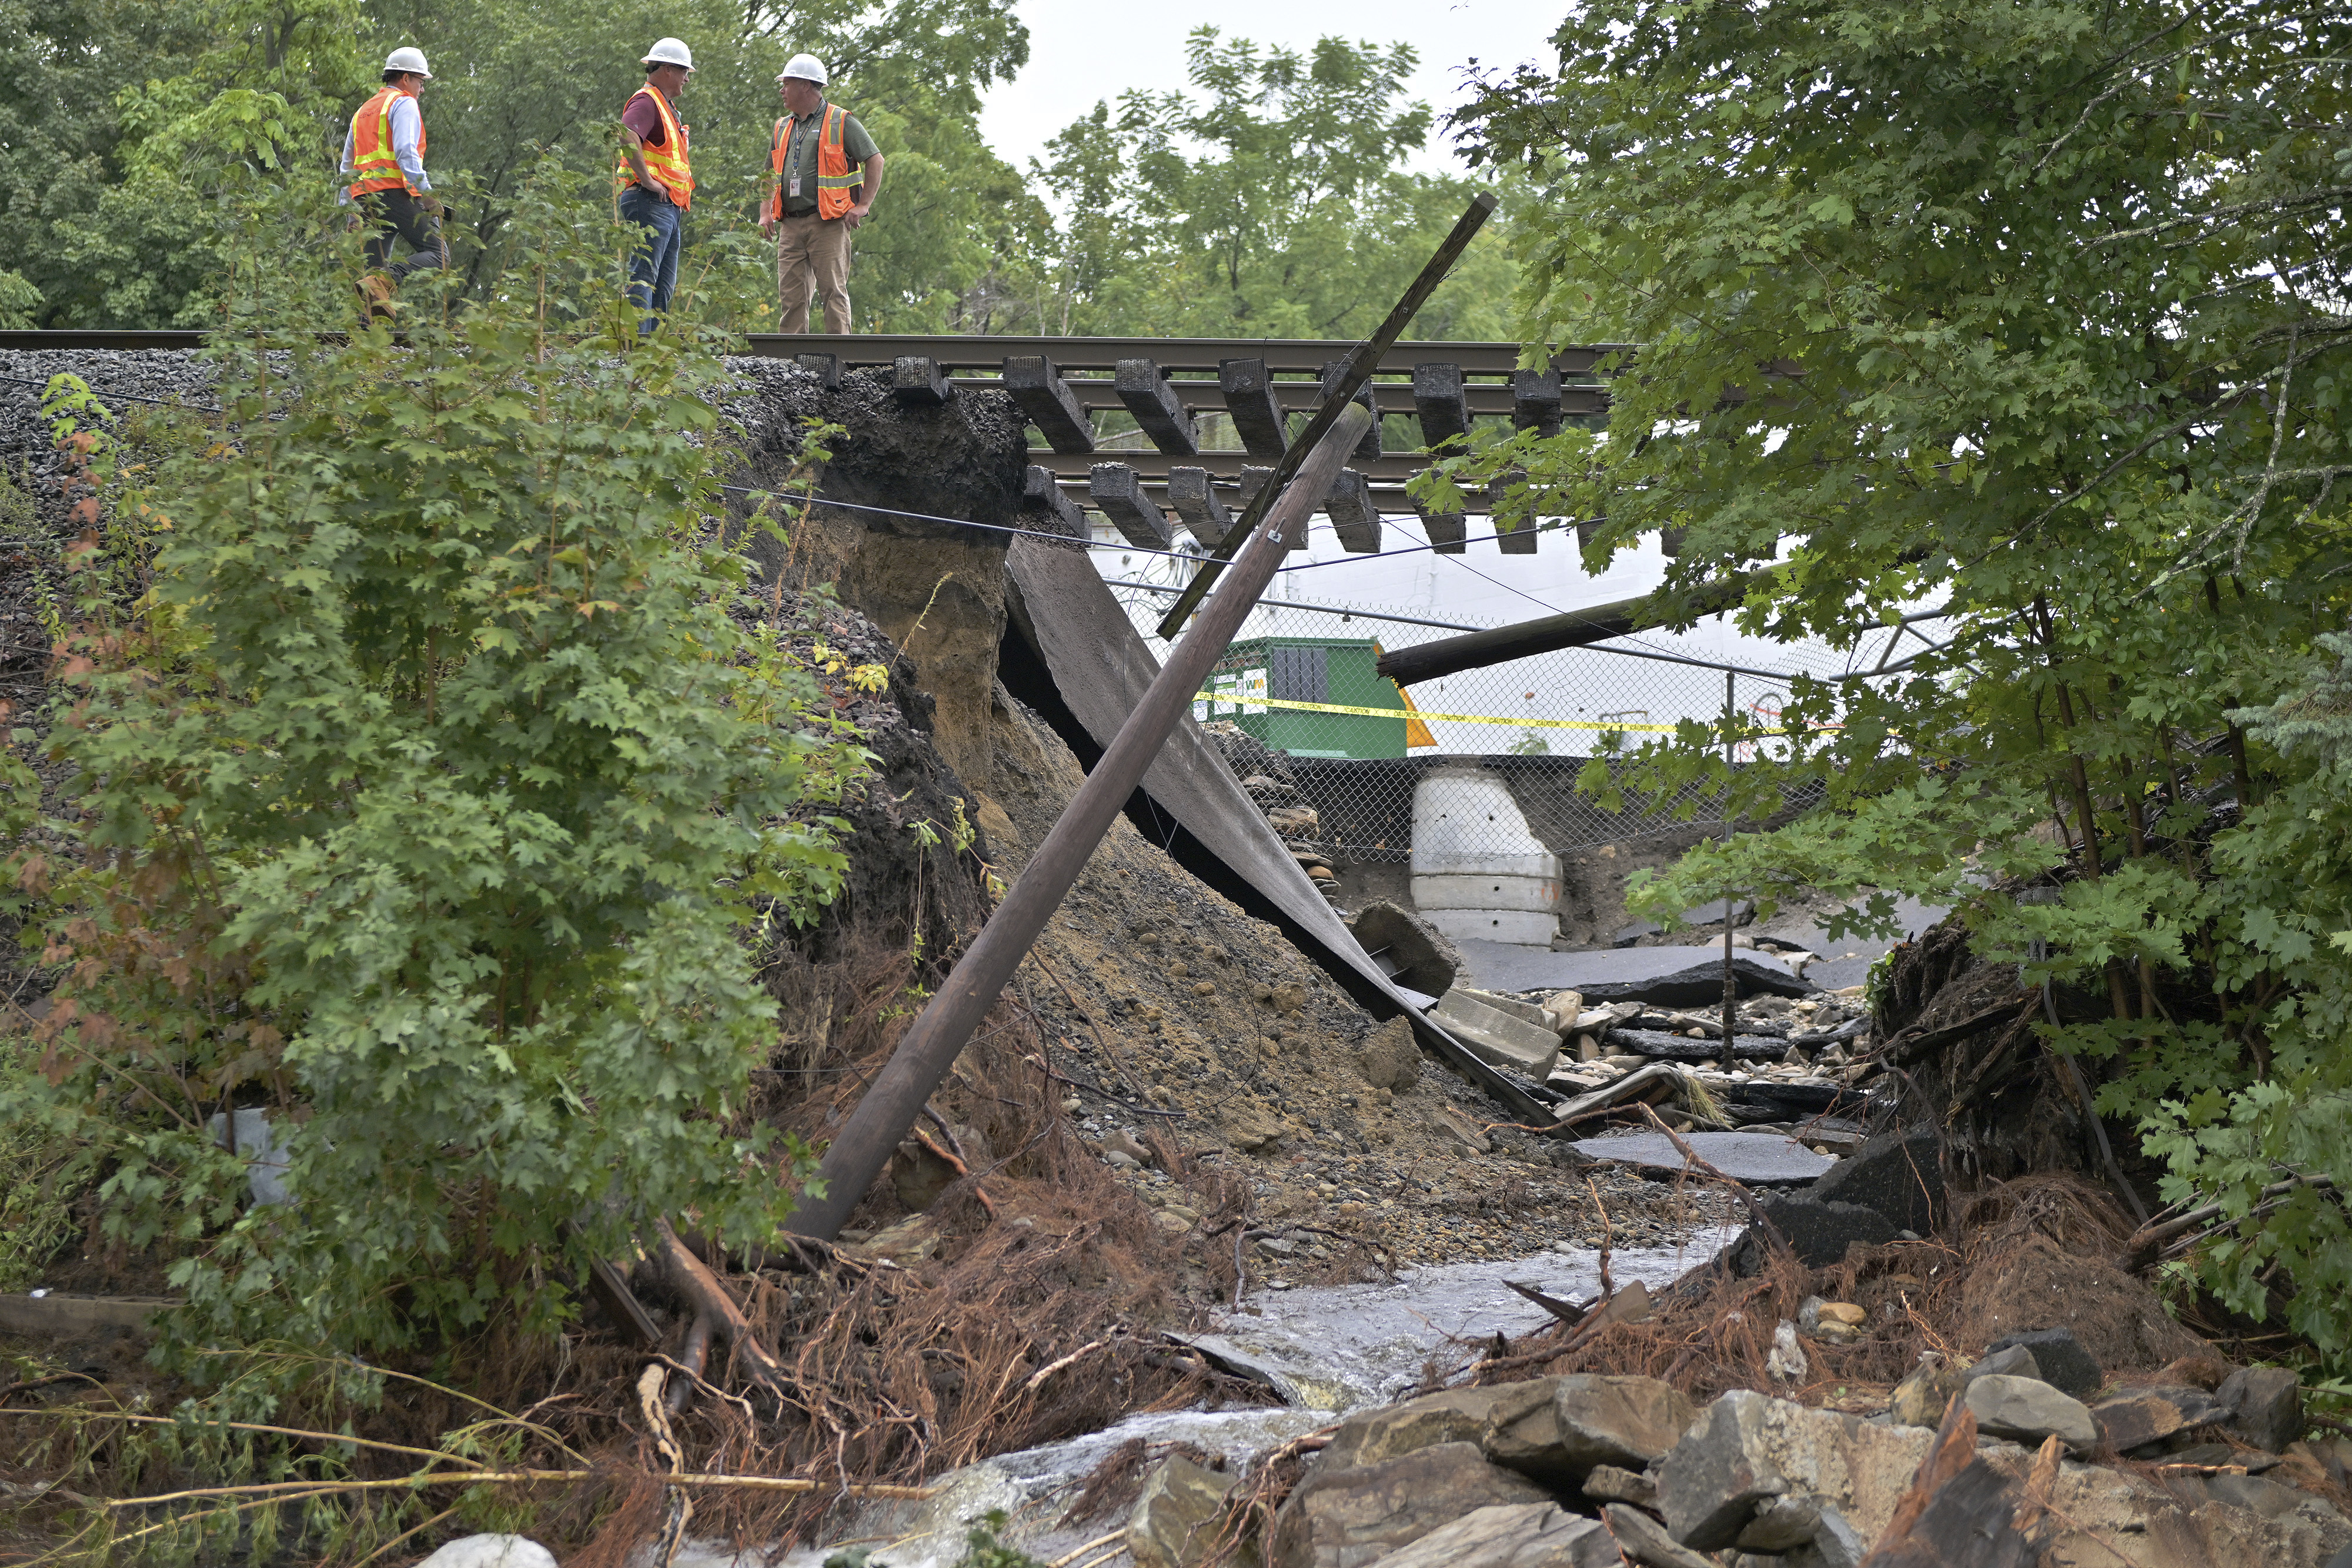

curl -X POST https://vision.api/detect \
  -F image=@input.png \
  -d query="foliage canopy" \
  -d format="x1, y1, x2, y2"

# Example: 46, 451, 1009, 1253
1450, 0, 2352, 1350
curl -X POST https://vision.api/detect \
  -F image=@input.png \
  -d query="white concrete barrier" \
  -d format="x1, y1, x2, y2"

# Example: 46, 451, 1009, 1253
1411, 771, 1561, 947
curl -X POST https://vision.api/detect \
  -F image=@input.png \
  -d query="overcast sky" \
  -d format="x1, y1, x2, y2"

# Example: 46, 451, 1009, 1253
975, 0, 1566, 178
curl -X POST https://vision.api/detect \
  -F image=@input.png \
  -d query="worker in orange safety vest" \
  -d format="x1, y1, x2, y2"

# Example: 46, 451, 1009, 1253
616, 36, 696, 336
760, 54, 883, 334
340, 46, 446, 319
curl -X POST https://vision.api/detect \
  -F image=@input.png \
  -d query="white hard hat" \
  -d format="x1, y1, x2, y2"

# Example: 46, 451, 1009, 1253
777, 53, 828, 86
642, 36, 695, 70
383, 46, 432, 79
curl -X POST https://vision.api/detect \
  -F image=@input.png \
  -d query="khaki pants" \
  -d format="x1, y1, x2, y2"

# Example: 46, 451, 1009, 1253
776, 212, 853, 333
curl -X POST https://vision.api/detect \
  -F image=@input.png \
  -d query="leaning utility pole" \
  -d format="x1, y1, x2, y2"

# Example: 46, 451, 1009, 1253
779, 403, 1375, 1243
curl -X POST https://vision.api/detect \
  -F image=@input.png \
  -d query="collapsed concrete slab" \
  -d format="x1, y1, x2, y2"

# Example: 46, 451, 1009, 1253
1570, 1130, 1838, 1186
1454, 940, 1816, 1005
1431, 989, 1563, 1078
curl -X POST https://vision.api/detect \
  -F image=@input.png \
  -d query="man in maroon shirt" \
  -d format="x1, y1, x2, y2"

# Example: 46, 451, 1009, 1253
618, 36, 694, 333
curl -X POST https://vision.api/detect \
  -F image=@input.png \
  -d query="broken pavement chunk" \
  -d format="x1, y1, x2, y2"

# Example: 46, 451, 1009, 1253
1431, 989, 1562, 1078
1809, 1125, 1943, 1237
1452, 941, 1815, 1005
1346, 901, 1460, 997
1605, 1026, 1792, 1062
1549, 1061, 1687, 1128
1731, 1193, 1900, 1269
1571, 1130, 1836, 1185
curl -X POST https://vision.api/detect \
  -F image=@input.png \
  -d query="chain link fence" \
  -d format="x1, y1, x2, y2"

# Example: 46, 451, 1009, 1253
1104, 577, 1894, 868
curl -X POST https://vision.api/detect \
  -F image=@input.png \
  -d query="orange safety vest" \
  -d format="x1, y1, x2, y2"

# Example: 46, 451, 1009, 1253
770, 102, 858, 221
616, 85, 694, 211
346, 86, 425, 199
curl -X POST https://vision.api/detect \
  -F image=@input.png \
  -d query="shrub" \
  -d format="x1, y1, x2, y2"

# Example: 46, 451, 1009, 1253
14, 165, 867, 1365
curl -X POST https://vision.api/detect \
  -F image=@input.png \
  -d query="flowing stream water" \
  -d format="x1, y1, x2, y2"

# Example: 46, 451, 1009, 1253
704, 1225, 1736, 1568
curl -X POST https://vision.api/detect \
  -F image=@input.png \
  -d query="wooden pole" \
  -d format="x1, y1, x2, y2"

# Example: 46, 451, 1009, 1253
779, 404, 1375, 1243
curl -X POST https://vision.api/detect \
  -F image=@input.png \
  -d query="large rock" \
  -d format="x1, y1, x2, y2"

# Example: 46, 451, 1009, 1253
2222, 1366, 2306, 1453
1271, 1442, 1552, 1568
1355, 1016, 1424, 1093
1808, 1125, 1942, 1235
415, 1540, 557, 1568
1983, 1326, 2102, 1400
1319, 1383, 1549, 1472
1961, 1343, 2041, 1385
1486, 1375, 1697, 1484
1887, 1356, 1964, 1429
1654, 1390, 1935, 1550
1973, 1443, 2352, 1568
2094, 1386, 2232, 1453
1128, 1455, 1240, 1568
1731, 1193, 1899, 1271
1600, 1502, 1719, 1568
1359, 1503, 1615, 1568
1963, 1373, 2098, 1450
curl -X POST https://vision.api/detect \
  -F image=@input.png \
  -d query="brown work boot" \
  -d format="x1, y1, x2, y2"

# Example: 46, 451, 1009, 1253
353, 273, 397, 320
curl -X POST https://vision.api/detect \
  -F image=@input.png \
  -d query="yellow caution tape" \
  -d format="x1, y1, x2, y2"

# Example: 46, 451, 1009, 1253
1195, 694, 1688, 733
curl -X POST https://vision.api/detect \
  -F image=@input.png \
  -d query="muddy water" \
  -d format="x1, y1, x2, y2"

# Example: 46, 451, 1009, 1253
729, 1229, 1734, 1568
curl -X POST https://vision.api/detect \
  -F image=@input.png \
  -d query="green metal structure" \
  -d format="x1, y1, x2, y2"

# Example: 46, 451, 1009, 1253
1196, 636, 1409, 759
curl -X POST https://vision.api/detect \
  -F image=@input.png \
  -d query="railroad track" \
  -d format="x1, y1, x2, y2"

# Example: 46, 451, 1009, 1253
0, 329, 1617, 542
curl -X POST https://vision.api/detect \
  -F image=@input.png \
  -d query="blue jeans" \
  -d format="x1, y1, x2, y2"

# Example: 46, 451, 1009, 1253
618, 185, 681, 335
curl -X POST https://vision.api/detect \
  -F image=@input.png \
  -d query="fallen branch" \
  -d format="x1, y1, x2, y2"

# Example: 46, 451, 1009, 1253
0, 1407, 487, 1469
910, 1125, 1000, 1219
1638, 1104, 1793, 1260
2123, 1173, 2338, 1269
1023, 1339, 1108, 1394
663, 1313, 717, 1417
1046, 1530, 1130, 1568
654, 1218, 788, 1399
639, 1361, 694, 1568
0, 1372, 103, 1405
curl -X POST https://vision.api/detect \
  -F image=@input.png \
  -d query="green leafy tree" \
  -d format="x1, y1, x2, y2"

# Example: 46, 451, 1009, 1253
1451, 3, 2352, 1349
0, 0, 1033, 328
12, 165, 865, 1360
1018, 28, 1517, 339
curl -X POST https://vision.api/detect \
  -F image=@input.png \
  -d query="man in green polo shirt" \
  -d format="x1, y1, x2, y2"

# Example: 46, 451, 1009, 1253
760, 53, 883, 333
